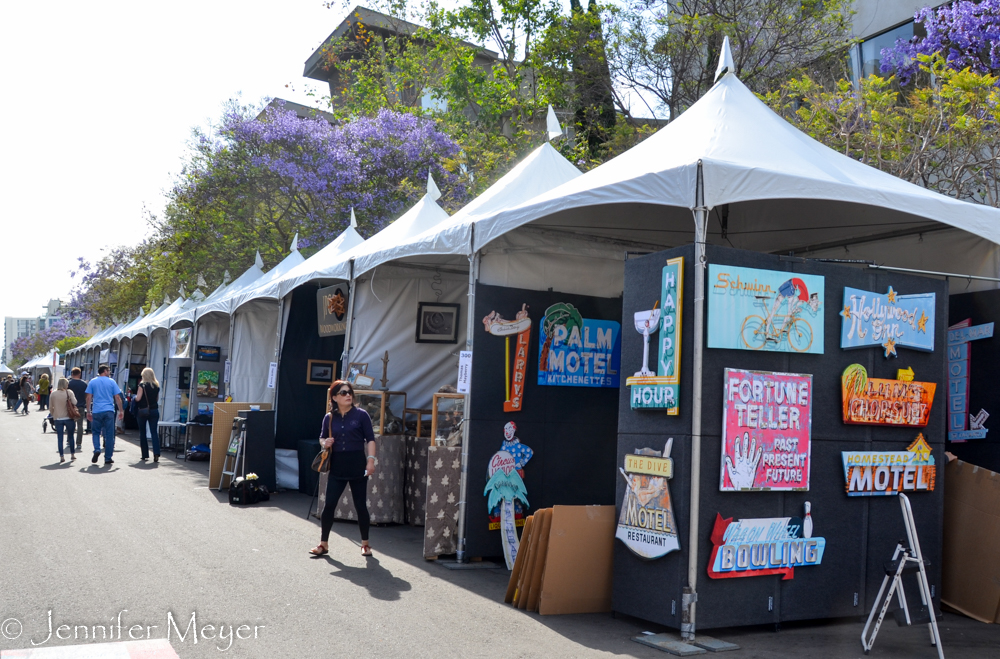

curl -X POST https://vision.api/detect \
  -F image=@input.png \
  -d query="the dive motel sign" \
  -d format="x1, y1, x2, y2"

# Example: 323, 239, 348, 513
626, 257, 683, 412
616, 440, 679, 559
840, 286, 935, 357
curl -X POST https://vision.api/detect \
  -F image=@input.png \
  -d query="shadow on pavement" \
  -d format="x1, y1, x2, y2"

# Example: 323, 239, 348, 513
314, 555, 413, 601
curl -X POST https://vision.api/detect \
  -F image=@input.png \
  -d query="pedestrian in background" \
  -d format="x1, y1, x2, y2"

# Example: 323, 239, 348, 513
19, 375, 33, 416
49, 378, 77, 462
85, 364, 123, 467
8, 378, 21, 412
37, 373, 50, 410
67, 368, 88, 451
310, 380, 377, 558
135, 367, 161, 462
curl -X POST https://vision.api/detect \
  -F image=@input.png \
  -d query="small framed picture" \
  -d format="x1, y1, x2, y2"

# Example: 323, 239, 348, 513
416, 302, 460, 344
307, 359, 337, 386
355, 374, 375, 389
346, 362, 368, 385
196, 345, 221, 362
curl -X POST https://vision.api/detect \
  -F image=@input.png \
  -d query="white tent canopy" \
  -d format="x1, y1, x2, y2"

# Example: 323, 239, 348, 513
356, 142, 582, 270
457, 64, 1000, 284
274, 222, 366, 298
0, 363, 13, 375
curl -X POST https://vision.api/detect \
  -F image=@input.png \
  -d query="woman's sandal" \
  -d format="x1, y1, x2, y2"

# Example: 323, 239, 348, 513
361, 545, 373, 557
309, 544, 329, 556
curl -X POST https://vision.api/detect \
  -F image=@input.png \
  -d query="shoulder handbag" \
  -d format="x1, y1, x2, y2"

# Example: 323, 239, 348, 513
311, 413, 332, 473
66, 394, 81, 421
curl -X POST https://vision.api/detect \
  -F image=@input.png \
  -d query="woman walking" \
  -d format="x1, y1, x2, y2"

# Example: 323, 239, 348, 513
37, 373, 50, 410
49, 378, 77, 462
310, 380, 377, 557
135, 367, 161, 462
19, 375, 32, 415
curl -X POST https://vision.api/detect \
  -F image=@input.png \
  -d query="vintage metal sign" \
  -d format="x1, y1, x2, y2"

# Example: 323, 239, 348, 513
841, 363, 936, 427
616, 440, 679, 559
707, 503, 825, 580
947, 319, 993, 442
842, 434, 936, 496
707, 265, 824, 354
537, 303, 620, 388
626, 257, 683, 412
484, 422, 532, 569
317, 284, 349, 336
720, 369, 812, 491
840, 286, 935, 357
483, 304, 531, 412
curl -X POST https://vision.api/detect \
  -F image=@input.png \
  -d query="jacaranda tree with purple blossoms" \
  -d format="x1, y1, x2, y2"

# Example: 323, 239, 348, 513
880, 1, 1000, 85
87, 103, 466, 319
8, 319, 89, 368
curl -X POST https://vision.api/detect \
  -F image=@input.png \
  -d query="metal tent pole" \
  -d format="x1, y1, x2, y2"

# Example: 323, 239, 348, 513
342, 260, 357, 380
682, 161, 707, 641
456, 228, 479, 564
272, 297, 284, 408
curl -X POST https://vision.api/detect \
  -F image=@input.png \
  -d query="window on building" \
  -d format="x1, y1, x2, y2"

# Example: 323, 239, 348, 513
850, 21, 916, 83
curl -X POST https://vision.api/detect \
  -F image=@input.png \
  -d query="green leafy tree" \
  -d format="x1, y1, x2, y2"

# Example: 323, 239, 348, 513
763, 54, 1000, 207
604, 0, 855, 120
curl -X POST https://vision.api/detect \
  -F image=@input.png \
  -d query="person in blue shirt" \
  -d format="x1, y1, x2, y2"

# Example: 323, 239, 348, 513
85, 364, 124, 467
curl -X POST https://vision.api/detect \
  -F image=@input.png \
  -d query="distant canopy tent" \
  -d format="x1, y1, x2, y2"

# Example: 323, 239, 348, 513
0, 363, 13, 376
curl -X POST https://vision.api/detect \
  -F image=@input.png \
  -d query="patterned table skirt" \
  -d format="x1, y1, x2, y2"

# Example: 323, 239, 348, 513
316, 434, 406, 524
404, 435, 431, 526
423, 446, 462, 558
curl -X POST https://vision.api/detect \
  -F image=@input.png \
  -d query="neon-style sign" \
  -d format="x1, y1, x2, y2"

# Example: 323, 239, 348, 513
841, 364, 936, 427
616, 439, 679, 559
840, 286, 935, 357
947, 319, 993, 442
483, 304, 531, 412
626, 257, 683, 412
707, 503, 825, 580
842, 434, 936, 496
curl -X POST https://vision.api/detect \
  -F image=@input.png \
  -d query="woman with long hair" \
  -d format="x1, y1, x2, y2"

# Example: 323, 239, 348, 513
134, 367, 161, 462
19, 375, 32, 416
48, 378, 77, 462
310, 380, 377, 557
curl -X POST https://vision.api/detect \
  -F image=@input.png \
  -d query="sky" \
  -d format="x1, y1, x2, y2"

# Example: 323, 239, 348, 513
0, 0, 344, 320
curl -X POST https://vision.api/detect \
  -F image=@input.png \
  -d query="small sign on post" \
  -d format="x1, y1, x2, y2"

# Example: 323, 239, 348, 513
457, 351, 472, 393
267, 362, 277, 389
224, 359, 231, 384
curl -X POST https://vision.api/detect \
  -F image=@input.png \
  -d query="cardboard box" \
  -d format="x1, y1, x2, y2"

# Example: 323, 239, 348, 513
538, 505, 615, 615
942, 459, 1000, 623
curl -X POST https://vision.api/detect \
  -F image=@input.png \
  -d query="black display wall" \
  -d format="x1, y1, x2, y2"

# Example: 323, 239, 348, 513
614, 245, 947, 630
947, 288, 1000, 472
465, 283, 623, 558
276, 284, 345, 451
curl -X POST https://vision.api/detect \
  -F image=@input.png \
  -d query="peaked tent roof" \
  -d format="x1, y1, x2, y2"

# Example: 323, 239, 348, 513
230, 245, 306, 310
353, 141, 582, 267
465, 68, 1000, 256
0, 363, 14, 375
131, 298, 186, 339
173, 256, 268, 324
274, 225, 366, 299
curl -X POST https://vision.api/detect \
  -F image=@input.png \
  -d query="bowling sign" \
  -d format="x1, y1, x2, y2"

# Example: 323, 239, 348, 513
707, 504, 825, 580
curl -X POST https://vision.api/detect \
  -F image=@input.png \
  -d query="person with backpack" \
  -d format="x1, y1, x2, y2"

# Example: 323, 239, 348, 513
134, 368, 161, 462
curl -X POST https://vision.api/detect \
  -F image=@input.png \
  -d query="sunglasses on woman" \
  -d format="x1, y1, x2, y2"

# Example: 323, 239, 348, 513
334, 390, 353, 397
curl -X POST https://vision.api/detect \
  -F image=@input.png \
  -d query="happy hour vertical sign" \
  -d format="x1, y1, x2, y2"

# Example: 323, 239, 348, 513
720, 369, 813, 491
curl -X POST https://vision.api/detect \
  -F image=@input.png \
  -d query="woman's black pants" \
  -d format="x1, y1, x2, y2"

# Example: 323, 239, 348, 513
320, 475, 370, 542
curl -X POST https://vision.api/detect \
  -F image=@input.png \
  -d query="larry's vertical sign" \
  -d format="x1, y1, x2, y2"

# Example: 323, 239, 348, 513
626, 257, 684, 413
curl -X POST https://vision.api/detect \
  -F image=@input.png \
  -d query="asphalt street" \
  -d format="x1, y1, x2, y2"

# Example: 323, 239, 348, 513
0, 405, 997, 658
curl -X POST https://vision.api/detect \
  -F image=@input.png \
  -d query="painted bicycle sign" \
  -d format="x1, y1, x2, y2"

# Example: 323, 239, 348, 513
708, 265, 824, 354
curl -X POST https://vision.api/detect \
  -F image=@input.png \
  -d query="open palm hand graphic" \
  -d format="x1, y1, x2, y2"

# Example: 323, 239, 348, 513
725, 432, 763, 490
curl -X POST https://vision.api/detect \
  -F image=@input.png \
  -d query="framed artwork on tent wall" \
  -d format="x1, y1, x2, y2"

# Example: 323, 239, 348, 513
307, 359, 337, 386
416, 302, 460, 344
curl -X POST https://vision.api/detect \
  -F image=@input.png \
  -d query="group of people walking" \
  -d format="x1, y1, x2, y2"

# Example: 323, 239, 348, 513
2, 365, 162, 466
3, 372, 49, 415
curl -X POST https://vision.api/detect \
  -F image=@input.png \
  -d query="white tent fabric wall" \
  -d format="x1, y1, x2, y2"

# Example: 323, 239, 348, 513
148, 330, 169, 413
350, 265, 469, 408
802, 230, 1000, 293
230, 300, 283, 404
478, 226, 641, 298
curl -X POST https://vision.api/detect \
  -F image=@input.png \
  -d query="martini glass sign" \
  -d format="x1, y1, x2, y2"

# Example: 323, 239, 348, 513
626, 257, 683, 412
